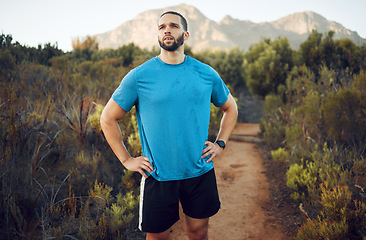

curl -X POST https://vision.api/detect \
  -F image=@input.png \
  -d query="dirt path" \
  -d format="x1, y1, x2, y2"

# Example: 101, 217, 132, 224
170, 123, 287, 240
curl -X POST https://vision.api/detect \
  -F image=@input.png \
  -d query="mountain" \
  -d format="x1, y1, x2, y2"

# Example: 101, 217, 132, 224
93, 4, 366, 51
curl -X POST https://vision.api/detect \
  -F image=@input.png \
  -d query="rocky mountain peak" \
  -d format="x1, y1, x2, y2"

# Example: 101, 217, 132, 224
271, 11, 330, 34
93, 4, 365, 51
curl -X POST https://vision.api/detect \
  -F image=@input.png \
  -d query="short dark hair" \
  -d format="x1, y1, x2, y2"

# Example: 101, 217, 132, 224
160, 11, 188, 31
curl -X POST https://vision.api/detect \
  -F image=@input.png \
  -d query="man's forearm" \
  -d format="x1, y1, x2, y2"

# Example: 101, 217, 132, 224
216, 107, 238, 143
216, 94, 238, 143
100, 114, 153, 178
100, 99, 153, 178
202, 95, 237, 162
100, 117, 131, 164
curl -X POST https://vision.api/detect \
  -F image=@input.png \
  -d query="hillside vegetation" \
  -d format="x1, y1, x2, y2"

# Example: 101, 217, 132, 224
1, 31, 366, 239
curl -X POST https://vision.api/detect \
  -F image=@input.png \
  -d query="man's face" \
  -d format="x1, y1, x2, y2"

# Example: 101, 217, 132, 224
158, 14, 187, 52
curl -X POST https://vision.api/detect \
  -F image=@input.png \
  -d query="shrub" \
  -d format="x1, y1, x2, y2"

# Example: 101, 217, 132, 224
296, 183, 366, 239
296, 217, 348, 240
89, 103, 104, 134
322, 88, 366, 154
271, 147, 289, 164
260, 120, 285, 149
286, 143, 349, 204
259, 94, 287, 149
286, 160, 318, 201
106, 191, 139, 233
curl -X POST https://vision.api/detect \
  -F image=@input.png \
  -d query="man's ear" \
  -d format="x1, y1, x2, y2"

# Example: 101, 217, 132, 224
184, 31, 190, 41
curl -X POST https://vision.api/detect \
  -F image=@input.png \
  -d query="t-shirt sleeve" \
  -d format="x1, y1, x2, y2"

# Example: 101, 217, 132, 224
211, 68, 230, 107
111, 69, 138, 112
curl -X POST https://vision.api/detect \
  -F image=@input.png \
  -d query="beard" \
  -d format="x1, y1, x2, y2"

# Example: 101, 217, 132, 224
158, 33, 185, 51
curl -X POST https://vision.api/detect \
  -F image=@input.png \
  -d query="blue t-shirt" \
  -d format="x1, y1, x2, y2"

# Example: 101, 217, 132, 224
112, 56, 229, 181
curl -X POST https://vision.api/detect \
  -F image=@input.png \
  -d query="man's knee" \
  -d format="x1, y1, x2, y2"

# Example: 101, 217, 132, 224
186, 227, 208, 240
185, 217, 209, 240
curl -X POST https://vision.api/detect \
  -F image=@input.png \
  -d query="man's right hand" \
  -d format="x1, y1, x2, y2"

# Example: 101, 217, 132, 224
122, 156, 154, 178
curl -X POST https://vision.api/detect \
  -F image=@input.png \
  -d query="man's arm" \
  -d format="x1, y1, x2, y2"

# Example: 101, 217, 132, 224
100, 99, 153, 178
202, 93, 238, 162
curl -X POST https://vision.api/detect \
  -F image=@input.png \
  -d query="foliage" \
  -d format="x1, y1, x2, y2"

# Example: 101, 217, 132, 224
270, 147, 289, 164
197, 47, 246, 90
258, 32, 366, 238
46, 180, 139, 239
106, 191, 139, 233
72, 35, 99, 51
259, 94, 285, 149
298, 30, 366, 77
296, 183, 366, 239
0, 34, 148, 239
245, 37, 294, 97
286, 160, 318, 201
89, 103, 104, 134
0, 33, 63, 68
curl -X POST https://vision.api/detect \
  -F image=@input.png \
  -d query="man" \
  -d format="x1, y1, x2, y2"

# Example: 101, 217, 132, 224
100, 10, 238, 240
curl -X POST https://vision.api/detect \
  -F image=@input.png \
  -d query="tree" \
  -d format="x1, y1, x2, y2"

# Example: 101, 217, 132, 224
72, 35, 98, 51
116, 43, 142, 67
298, 30, 323, 76
0, 33, 13, 49
336, 38, 360, 73
245, 37, 294, 97
195, 48, 246, 91
319, 31, 338, 70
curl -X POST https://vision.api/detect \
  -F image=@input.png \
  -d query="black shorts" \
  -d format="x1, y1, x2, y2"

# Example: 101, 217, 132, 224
138, 168, 220, 233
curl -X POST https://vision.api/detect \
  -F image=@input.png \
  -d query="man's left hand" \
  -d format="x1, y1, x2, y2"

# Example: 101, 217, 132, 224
202, 141, 224, 163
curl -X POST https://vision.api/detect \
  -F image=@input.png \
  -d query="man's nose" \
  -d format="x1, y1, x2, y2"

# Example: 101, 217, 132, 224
164, 26, 172, 34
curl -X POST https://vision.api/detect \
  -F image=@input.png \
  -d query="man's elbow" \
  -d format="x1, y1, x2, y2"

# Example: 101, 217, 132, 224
231, 103, 238, 120
225, 96, 238, 117
100, 110, 109, 132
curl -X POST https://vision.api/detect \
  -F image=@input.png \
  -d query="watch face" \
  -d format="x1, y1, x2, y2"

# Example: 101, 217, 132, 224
216, 140, 225, 149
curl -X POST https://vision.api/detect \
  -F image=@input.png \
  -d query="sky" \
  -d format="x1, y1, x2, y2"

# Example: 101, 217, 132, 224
1, 0, 365, 52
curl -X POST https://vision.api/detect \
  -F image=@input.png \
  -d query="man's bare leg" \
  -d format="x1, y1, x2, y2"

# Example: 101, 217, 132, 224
185, 215, 209, 240
146, 228, 171, 240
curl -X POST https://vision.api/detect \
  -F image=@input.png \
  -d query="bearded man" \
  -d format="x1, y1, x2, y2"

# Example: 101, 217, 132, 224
100, 10, 238, 240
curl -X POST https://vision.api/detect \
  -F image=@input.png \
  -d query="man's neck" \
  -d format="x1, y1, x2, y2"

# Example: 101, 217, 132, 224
158, 47, 185, 65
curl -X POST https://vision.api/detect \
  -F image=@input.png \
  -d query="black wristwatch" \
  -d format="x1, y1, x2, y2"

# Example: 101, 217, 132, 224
215, 140, 226, 149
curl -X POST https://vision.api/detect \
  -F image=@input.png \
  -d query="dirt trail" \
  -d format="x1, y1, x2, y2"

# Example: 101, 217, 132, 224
170, 123, 287, 240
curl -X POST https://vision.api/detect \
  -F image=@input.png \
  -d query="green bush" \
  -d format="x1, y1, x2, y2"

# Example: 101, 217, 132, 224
271, 147, 289, 164
286, 160, 318, 201
322, 87, 366, 153
89, 103, 104, 134
260, 120, 285, 149
259, 94, 287, 149
107, 191, 139, 233
264, 69, 366, 238
286, 143, 350, 204
296, 183, 366, 239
